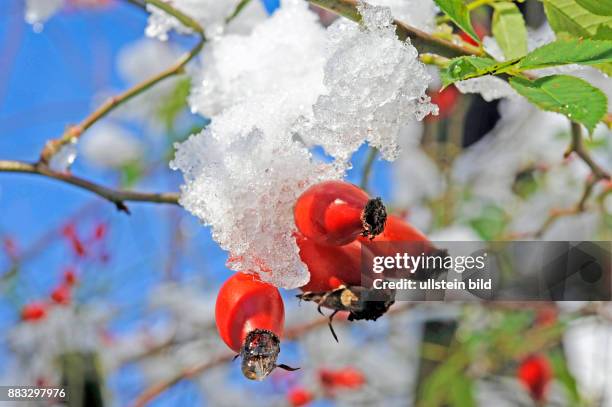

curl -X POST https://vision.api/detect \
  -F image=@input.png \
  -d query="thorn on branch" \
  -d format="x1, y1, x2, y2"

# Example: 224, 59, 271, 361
115, 201, 131, 214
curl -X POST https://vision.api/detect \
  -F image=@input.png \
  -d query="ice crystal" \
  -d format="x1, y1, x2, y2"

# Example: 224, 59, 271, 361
49, 139, 77, 172
189, 0, 326, 117
295, 1, 437, 161
369, 0, 437, 33
455, 76, 516, 101
170, 101, 343, 289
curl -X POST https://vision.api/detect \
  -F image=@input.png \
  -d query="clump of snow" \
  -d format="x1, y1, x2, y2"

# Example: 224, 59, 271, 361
145, 0, 266, 41
80, 123, 143, 169
189, 0, 327, 117
25, 0, 63, 29
455, 76, 517, 101
482, 36, 505, 61
369, 0, 437, 33
295, 1, 437, 161
170, 103, 343, 288
172, 1, 439, 287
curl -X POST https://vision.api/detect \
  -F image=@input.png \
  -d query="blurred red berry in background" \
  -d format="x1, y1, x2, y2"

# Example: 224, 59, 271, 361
459, 24, 487, 46
51, 284, 71, 305
63, 268, 77, 286
427, 85, 459, 121
2, 237, 18, 259
319, 366, 366, 390
535, 306, 557, 327
517, 354, 553, 402
62, 223, 87, 257
287, 387, 314, 407
21, 302, 47, 322
93, 223, 107, 241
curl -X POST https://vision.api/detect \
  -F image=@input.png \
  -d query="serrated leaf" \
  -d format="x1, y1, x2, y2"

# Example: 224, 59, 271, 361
492, 3, 528, 59
517, 39, 612, 70
509, 75, 608, 133
441, 56, 499, 86
543, 0, 612, 37
434, 0, 479, 42
575, 0, 612, 16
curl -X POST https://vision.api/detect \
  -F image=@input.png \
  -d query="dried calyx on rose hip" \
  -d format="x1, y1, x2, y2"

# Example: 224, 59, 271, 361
294, 181, 387, 246
297, 285, 395, 342
215, 272, 298, 380
295, 233, 394, 340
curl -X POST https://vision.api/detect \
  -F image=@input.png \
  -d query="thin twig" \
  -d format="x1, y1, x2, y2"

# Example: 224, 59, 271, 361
225, 0, 253, 24
531, 123, 610, 237
308, 0, 481, 58
39, 0, 207, 164
360, 147, 378, 191
565, 122, 610, 181
0, 160, 179, 212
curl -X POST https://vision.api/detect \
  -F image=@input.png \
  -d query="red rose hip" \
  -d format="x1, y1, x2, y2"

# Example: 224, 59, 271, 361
296, 233, 365, 292
294, 181, 387, 246
215, 272, 296, 380
517, 354, 552, 402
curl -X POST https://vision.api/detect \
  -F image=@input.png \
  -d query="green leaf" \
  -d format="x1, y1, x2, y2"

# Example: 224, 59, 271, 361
492, 3, 528, 59
575, 0, 612, 16
543, 0, 612, 38
594, 24, 612, 39
549, 349, 582, 405
509, 75, 608, 133
441, 56, 499, 86
449, 376, 476, 407
156, 76, 191, 131
434, 0, 479, 42
468, 204, 508, 241
517, 39, 612, 70
120, 161, 143, 188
